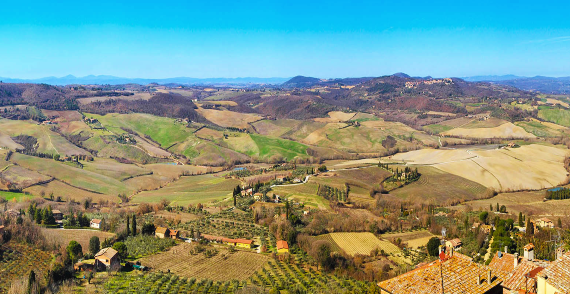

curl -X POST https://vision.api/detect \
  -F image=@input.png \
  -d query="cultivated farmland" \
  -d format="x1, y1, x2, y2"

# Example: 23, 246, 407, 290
381, 230, 436, 249
40, 228, 116, 251
323, 232, 405, 260
0, 243, 53, 293
131, 174, 240, 206
389, 144, 570, 191
139, 243, 269, 281
441, 122, 536, 139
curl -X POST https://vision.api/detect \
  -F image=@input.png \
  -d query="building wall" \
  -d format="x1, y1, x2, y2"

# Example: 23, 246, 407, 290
236, 243, 251, 248
537, 277, 560, 294
277, 248, 289, 254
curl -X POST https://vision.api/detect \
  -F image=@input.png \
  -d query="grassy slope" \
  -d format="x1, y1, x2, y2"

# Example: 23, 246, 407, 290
12, 153, 133, 196
538, 107, 570, 127
131, 174, 240, 206
250, 134, 308, 160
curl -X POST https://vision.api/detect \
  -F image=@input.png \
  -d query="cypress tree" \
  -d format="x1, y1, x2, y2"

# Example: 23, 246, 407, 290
27, 270, 36, 294
126, 215, 130, 236
518, 212, 523, 227
132, 214, 137, 235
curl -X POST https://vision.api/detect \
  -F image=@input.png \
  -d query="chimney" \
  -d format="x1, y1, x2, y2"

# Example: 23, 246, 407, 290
487, 270, 492, 284
514, 253, 519, 268
476, 274, 481, 285
504, 246, 508, 254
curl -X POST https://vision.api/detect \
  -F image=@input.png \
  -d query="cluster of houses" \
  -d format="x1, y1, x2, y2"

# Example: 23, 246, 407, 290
404, 78, 453, 89
379, 243, 570, 294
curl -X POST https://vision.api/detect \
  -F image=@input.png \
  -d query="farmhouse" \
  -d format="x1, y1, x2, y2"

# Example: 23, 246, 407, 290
234, 238, 253, 248
169, 229, 180, 239
534, 218, 554, 229
94, 247, 120, 270
90, 219, 102, 229
378, 251, 506, 294
240, 188, 253, 197
155, 227, 170, 239
445, 238, 462, 250
276, 240, 289, 254
52, 210, 63, 221
253, 192, 263, 201
202, 234, 253, 248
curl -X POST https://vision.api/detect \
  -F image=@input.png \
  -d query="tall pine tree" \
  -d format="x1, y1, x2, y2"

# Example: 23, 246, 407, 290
126, 215, 130, 236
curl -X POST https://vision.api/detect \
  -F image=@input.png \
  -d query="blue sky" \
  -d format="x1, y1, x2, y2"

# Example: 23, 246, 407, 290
1, 0, 570, 79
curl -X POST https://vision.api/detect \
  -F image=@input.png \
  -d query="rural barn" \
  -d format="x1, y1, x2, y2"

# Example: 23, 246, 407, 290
90, 219, 102, 229
94, 247, 120, 271
155, 227, 170, 239
277, 240, 289, 254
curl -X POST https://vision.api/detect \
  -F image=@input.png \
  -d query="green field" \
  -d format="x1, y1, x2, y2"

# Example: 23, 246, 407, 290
88, 113, 195, 148
131, 174, 240, 206
272, 182, 330, 209
515, 121, 567, 137
12, 153, 132, 196
538, 107, 570, 127
250, 134, 308, 160
423, 124, 453, 134
0, 191, 32, 202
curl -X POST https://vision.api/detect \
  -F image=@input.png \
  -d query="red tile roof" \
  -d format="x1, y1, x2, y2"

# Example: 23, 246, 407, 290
277, 240, 289, 250
502, 261, 542, 292
537, 252, 570, 294
378, 253, 507, 294
489, 252, 518, 275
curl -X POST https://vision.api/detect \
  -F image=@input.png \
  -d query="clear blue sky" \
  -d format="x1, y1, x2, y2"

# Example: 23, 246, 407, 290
1, 0, 570, 79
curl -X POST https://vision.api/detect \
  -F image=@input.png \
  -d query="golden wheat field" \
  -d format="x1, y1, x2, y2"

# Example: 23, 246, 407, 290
389, 144, 569, 191
441, 122, 536, 138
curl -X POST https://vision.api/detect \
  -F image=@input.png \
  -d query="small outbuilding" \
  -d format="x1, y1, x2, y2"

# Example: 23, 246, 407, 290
90, 219, 102, 229
277, 240, 289, 254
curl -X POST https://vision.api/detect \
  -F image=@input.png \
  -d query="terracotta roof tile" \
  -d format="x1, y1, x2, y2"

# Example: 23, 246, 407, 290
502, 261, 542, 292
537, 252, 570, 294
277, 240, 289, 250
378, 254, 507, 294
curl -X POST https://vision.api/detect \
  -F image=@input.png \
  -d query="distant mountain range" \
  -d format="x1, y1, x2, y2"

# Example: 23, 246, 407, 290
462, 75, 570, 94
2, 73, 570, 94
0, 75, 290, 86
